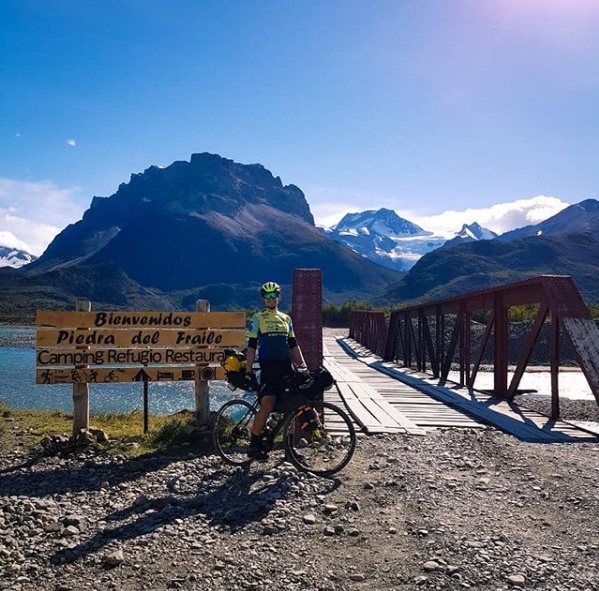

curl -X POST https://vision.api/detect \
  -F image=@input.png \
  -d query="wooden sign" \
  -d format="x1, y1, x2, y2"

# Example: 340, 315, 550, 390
36, 308, 246, 384
36, 328, 244, 349
36, 365, 226, 385
36, 310, 246, 329
36, 347, 229, 367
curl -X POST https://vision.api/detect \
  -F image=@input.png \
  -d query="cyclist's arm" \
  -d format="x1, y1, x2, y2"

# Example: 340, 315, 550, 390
289, 339, 307, 369
246, 338, 257, 371
246, 314, 259, 371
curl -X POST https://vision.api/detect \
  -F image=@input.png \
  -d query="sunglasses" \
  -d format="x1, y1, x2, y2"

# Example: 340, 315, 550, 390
263, 293, 279, 300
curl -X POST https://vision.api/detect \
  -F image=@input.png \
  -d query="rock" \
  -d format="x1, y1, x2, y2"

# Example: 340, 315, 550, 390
423, 560, 441, 572
103, 549, 125, 567
89, 427, 109, 443
507, 574, 526, 586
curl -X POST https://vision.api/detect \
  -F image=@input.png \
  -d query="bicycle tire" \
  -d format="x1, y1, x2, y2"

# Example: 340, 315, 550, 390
283, 401, 356, 477
213, 399, 257, 466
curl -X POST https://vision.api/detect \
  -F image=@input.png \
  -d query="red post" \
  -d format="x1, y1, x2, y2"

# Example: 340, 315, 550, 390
494, 293, 509, 399
291, 269, 323, 370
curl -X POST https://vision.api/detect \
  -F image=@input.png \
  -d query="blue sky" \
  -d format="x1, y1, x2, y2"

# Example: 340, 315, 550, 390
1, 0, 598, 255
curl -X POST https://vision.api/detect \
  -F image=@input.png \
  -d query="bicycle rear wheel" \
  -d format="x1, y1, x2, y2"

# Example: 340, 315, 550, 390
283, 401, 356, 477
213, 399, 257, 466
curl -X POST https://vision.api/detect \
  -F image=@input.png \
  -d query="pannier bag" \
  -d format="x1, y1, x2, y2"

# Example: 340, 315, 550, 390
280, 367, 336, 402
221, 348, 258, 392
296, 404, 320, 431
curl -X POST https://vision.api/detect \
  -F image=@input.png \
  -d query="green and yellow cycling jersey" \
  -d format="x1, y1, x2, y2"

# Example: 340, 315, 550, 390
247, 309, 296, 361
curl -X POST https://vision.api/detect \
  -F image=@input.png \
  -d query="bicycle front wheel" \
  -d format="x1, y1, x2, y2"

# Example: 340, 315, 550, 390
283, 401, 356, 477
213, 399, 257, 466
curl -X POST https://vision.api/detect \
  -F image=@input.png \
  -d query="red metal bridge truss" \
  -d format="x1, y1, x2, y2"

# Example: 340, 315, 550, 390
349, 275, 599, 419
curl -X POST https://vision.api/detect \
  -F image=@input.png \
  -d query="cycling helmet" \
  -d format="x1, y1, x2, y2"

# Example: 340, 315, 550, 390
260, 281, 281, 298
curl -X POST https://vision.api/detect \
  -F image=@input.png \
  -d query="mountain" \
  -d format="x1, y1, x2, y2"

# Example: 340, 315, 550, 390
380, 230, 599, 306
335, 208, 427, 236
321, 208, 447, 272
1, 153, 403, 321
0, 246, 37, 269
442, 222, 498, 248
498, 198, 599, 241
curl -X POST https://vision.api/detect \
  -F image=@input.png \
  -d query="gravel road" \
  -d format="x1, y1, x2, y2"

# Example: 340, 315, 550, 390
2, 326, 598, 590
1, 422, 599, 591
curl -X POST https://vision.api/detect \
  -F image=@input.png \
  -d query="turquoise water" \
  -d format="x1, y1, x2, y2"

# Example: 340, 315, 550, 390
0, 328, 236, 415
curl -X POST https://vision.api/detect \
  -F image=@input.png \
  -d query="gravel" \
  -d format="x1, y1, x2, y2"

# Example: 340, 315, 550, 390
515, 395, 599, 425
2, 325, 598, 590
1, 424, 599, 591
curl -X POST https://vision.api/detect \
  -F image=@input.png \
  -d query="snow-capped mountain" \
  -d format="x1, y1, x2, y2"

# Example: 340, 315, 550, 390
0, 246, 37, 268
442, 222, 498, 248
334, 208, 428, 237
320, 208, 447, 271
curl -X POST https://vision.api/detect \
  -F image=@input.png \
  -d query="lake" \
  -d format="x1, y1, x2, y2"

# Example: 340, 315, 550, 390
0, 327, 594, 415
0, 327, 236, 415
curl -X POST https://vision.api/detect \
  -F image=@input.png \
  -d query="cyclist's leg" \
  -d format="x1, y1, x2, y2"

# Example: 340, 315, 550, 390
252, 393, 276, 436
251, 360, 291, 438
247, 393, 275, 459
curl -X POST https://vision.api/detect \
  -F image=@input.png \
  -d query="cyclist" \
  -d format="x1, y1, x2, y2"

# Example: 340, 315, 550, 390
245, 281, 308, 459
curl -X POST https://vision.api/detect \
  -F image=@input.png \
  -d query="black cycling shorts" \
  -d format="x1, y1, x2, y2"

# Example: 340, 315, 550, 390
258, 359, 292, 398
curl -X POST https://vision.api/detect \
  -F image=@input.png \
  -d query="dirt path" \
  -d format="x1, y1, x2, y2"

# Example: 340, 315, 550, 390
1, 424, 598, 591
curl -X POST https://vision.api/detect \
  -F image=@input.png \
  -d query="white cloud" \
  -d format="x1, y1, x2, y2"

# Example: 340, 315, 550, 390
0, 231, 31, 253
406, 196, 570, 236
0, 178, 86, 256
66, 139, 77, 147
309, 189, 571, 237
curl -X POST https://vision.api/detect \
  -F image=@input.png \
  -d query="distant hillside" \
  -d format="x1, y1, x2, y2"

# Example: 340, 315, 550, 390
499, 198, 599, 241
380, 231, 599, 305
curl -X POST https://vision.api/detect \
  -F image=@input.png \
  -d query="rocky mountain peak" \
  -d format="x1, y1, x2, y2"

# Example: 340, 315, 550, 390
575, 198, 599, 213
440, 221, 497, 249
335, 208, 429, 237
87, 152, 313, 226
455, 222, 497, 241
24, 153, 401, 299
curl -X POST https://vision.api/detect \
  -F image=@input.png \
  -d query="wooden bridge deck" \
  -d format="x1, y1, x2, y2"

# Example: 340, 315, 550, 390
323, 335, 599, 443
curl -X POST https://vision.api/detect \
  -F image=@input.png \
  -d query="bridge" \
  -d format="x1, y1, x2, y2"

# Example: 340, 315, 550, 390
292, 270, 599, 442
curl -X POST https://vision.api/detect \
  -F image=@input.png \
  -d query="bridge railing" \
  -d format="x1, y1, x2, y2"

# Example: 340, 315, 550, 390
349, 310, 387, 358
348, 275, 599, 419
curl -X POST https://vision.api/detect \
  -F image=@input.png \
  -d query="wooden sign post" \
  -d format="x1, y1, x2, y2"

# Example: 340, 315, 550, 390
73, 299, 91, 436
195, 299, 210, 428
36, 302, 246, 435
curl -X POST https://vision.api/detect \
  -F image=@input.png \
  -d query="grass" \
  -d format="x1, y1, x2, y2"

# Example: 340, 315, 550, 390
0, 401, 206, 458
